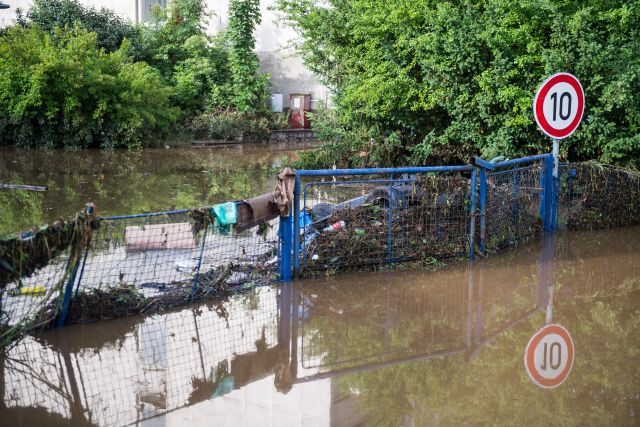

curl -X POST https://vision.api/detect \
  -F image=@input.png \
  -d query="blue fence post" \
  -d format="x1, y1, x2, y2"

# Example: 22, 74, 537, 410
280, 212, 293, 282
387, 174, 394, 264
470, 157, 493, 256
543, 155, 553, 232
469, 169, 477, 261
293, 175, 301, 278
192, 223, 209, 295
479, 168, 487, 255
551, 162, 559, 231
56, 203, 95, 327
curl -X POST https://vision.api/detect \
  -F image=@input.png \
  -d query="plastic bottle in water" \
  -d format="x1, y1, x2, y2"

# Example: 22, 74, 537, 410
304, 221, 345, 246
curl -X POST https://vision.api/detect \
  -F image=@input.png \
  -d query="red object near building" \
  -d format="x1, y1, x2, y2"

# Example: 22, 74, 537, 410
288, 94, 312, 129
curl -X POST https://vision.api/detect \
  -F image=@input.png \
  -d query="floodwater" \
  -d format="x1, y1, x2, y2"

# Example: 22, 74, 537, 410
0, 144, 307, 237
1, 226, 639, 426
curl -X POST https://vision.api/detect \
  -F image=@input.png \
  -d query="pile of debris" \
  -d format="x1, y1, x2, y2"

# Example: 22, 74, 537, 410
303, 175, 470, 272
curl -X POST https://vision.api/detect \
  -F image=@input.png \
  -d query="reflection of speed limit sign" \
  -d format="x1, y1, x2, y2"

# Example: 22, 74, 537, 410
524, 324, 574, 389
533, 73, 585, 139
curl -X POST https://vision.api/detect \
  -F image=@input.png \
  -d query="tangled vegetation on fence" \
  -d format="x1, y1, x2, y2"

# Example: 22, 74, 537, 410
562, 162, 640, 230
0, 210, 97, 289
305, 175, 470, 272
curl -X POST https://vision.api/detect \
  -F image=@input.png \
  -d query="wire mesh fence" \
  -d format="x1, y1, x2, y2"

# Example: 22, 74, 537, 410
298, 171, 472, 275
0, 205, 279, 347
0, 285, 282, 427
559, 161, 640, 230
70, 210, 278, 324
484, 162, 545, 252
2, 156, 640, 349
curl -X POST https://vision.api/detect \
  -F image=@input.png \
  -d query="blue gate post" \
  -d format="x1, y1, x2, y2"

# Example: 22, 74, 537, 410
469, 169, 477, 261
56, 203, 95, 327
192, 223, 209, 295
280, 211, 293, 282
293, 175, 302, 278
470, 157, 494, 256
387, 174, 394, 264
543, 155, 554, 232
479, 169, 487, 255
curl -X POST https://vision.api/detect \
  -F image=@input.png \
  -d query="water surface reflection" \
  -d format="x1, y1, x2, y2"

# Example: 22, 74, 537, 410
0, 145, 301, 236
1, 227, 639, 426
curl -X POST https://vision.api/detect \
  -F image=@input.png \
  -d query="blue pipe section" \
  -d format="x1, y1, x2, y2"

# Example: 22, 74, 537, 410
296, 165, 474, 177
100, 209, 192, 221
491, 154, 552, 169
471, 157, 495, 171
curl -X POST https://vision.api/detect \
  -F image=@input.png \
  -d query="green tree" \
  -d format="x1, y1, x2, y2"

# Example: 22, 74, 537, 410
226, 0, 269, 113
278, 0, 640, 168
23, 0, 141, 57
138, 0, 232, 115
0, 26, 177, 149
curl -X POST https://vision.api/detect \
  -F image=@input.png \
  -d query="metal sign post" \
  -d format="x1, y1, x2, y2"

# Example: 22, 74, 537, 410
533, 72, 585, 231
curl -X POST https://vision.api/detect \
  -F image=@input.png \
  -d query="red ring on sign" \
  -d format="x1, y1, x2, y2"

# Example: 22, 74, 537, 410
524, 324, 574, 388
534, 73, 585, 139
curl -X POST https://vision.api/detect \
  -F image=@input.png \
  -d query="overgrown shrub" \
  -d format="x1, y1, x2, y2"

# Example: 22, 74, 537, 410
137, 0, 232, 115
190, 110, 287, 142
0, 26, 178, 149
278, 0, 640, 168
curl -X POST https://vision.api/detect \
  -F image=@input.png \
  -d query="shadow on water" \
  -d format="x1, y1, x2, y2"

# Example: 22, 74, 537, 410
1, 227, 640, 426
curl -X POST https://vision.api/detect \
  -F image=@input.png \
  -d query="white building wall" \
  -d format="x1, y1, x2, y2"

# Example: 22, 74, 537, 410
0, 0, 329, 110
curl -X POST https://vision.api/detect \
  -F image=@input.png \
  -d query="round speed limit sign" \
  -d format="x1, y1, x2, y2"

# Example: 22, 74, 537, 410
524, 324, 574, 389
533, 73, 585, 139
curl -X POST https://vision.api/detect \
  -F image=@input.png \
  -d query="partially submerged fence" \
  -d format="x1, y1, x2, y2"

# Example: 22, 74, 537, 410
2, 153, 640, 346
285, 154, 556, 278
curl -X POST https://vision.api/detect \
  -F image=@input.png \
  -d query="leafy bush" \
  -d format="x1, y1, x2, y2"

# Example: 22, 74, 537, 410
137, 0, 232, 115
22, 0, 141, 57
0, 26, 178, 149
225, 0, 270, 113
190, 110, 287, 142
278, 0, 640, 168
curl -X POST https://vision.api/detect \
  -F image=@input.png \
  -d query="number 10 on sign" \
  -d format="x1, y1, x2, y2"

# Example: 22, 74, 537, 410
533, 73, 585, 178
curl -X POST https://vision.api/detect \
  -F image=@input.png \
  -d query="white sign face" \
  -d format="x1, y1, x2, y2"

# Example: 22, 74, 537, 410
524, 324, 574, 389
533, 73, 585, 140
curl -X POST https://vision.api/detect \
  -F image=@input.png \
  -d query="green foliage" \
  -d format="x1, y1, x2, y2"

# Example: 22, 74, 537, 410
226, 0, 270, 113
0, 26, 178, 149
138, 0, 232, 115
23, 0, 141, 57
278, 0, 640, 168
190, 110, 287, 142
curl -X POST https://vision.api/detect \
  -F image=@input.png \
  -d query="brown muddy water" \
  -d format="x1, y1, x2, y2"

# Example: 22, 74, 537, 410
0, 144, 306, 237
1, 226, 639, 426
